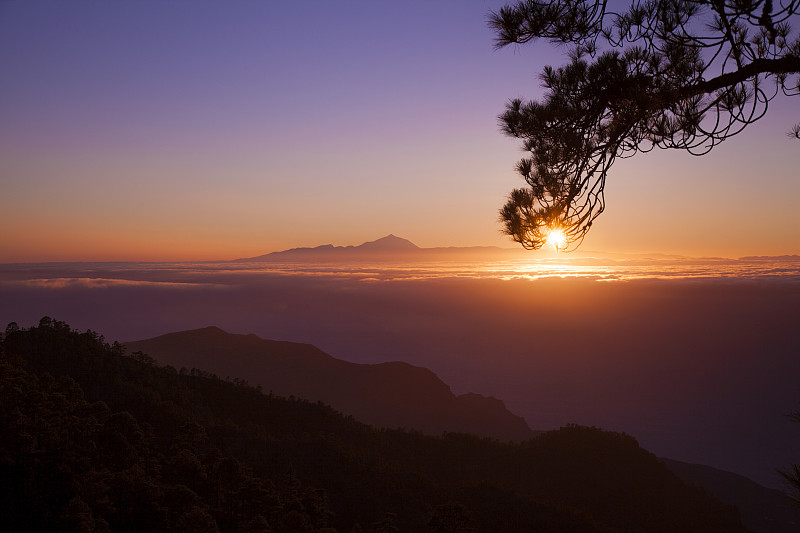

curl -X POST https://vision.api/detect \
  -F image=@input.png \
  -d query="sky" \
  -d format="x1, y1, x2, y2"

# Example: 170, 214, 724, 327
1, 0, 799, 262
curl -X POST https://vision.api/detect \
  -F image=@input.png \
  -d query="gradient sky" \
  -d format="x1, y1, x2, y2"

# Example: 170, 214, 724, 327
1, 0, 798, 261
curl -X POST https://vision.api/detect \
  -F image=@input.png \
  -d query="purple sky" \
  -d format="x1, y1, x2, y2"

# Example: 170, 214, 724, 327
1, 0, 798, 260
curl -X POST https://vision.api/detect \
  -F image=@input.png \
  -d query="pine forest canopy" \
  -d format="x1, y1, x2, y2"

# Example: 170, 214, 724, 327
491, 0, 800, 251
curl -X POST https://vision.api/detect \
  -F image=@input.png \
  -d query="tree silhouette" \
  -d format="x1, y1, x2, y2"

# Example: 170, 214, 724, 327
428, 502, 478, 533
779, 410, 800, 505
491, 0, 800, 251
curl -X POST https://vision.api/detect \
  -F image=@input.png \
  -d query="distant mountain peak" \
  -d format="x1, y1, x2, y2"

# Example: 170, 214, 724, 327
356, 234, 419, 250
235, 234, 511, 262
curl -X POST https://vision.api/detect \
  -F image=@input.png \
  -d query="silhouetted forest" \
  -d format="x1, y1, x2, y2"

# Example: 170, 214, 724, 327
1, 318, 750, 532
124, 326, 534, 442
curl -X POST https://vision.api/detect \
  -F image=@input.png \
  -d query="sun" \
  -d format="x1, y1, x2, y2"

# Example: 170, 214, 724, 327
544, 228, 567, 251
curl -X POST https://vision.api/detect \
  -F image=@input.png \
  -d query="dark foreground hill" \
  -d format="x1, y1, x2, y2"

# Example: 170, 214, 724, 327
662, 459, 800, 533
1, 318, 751, 532
124, 326, 534, 442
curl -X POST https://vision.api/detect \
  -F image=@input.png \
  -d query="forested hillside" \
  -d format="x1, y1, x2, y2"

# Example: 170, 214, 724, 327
1, 318, 749, 532
124, 326, 534, 442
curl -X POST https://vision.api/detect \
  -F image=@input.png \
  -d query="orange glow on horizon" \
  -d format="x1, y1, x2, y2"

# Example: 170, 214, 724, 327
0, 226, 267, 263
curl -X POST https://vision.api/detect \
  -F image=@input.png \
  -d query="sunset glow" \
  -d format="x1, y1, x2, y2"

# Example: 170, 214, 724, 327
544, 228, 568, 251
0, 2, 797, 262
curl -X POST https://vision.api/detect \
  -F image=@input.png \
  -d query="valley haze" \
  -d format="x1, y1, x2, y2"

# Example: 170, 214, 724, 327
1, 235, 799, 492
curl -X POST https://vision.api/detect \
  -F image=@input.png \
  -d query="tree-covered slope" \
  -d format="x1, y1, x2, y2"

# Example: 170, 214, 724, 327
1, 318, 750, 532
124, 326, 534, 441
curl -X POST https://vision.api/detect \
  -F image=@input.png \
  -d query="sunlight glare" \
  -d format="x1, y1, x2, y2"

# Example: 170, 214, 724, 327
544, 228, 567, 251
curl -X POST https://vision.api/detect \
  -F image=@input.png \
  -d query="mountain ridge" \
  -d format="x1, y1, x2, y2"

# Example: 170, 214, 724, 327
124, 326, 536, 442
233, 235, 800, 263
235, 234, 513, 262
662, 458, 800, 533
127, 328, 800, 532
3, 319, 755, 533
